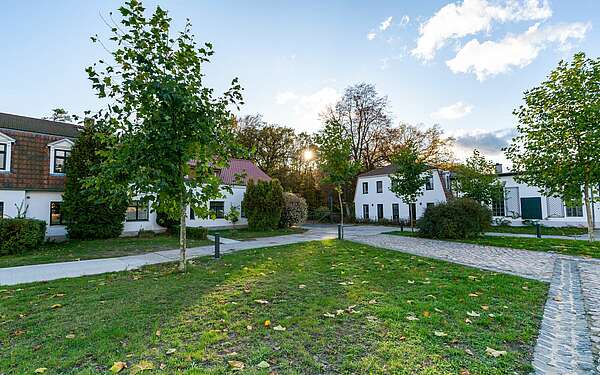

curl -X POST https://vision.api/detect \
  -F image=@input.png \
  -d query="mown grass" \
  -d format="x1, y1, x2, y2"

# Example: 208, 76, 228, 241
488, 225, 588, 236
0, 235, 212, 269
0, 240, 547, 374
208, 227, 306, 241
388, 230, 600, 259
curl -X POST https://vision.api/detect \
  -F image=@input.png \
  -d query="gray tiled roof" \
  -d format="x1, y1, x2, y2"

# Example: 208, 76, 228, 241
0, 112, 82, 138
357, 164, 398, 177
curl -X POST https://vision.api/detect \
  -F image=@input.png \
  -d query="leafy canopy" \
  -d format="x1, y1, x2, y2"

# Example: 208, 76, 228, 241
389, 146, 430, 204
452, 150, 504, 205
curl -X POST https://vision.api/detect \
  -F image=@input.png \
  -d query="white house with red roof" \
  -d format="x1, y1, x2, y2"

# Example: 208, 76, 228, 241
0, 112, 271, 237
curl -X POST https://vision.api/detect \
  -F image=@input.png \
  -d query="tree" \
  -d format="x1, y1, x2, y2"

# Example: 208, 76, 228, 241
43, 108, 73, 123
85, 0, 243, 270
322, 83, 392, 171
242, 179, 284, 230
315, 119, 361, 226
452, 150, 504, 205
505, 52, 600, 241
62, 121, 128, 239
388, 146, 430, 226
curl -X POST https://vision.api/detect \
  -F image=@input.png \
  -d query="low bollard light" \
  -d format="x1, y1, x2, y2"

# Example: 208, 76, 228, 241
214, 233, 221, 259
536, 223, 541, 239
338, 224, 343, 240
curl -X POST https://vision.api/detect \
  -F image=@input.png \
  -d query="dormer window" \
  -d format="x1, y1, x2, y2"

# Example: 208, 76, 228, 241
0, 132, 15, 172
48, 139, 74, 175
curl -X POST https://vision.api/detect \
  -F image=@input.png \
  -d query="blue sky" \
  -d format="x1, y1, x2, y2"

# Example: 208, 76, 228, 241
1, 1, 599, 162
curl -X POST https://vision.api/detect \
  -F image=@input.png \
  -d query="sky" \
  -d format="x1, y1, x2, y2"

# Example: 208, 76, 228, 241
1, 0, 599, 164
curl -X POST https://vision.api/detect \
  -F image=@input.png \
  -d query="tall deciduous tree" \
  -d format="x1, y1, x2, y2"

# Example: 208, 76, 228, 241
505, 52, 600, 241
451, 150, 503, 205
315, 119, 361, 226
388, 146, 430, 225
86, 0, 243, 270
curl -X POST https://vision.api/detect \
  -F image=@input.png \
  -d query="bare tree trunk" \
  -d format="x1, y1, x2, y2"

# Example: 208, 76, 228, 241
583, 182, 594, 242
338, 189, 344, 226
179, 200, 187, 272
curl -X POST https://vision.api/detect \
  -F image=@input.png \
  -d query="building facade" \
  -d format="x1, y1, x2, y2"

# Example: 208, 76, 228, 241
0, 112, 271, 237
354, 165, 451, 223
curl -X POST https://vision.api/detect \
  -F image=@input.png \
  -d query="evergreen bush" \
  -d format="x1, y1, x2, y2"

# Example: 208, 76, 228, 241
242, 179, 284, 231
0, 218, 46, 255
417, 198, 491, 239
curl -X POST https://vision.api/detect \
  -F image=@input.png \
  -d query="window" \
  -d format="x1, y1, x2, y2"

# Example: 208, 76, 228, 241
491, 196, 505, 217
0, 144, 6, 171
377, 204, 384, 220
126, 201, 149, 221
376, 181, 383, 193
210, 201, 225, 219
362, 182, 368, 194
53, 149, 71, 174
240, 205, 246, 218
566, 205, 584, 217
362, 204, 369, 220
425, 174, 434, 190
50, 201, 64, 225
190, 206, 195, 220
392, 203, 399, 222
0, 201, 4, 218
427, 202, 435, 209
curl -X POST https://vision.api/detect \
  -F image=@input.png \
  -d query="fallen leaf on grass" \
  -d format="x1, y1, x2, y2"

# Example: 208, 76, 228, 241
273, 325, 286, 331
51, 304, 62, 309
485, 347, 507, 357
406, 316, 419, 321
468, 293, 478, 297
166, 348, 177, 355
366, 315, 378, 322
298, 284, 306, 289
257, 361, 270, 368
368, 299, 377, 305
465, 348, 474, 356
246, 325, 253, 330
407, 280, 415, 284
433, 331, 447, 337
131, 360, 154, 374
323, 312, 335, 318
254, 299, 270, 305
466, 311, 480, 317
34, 368, 47, 374
460, 369, 471, 375
465, 318, 472, 324
264, 320, 271, 328
65, 334, 75, 339
155, 330, 161, 337
228, 360, 245, 370
110, 361, 127, 373
481, 305, 489, 311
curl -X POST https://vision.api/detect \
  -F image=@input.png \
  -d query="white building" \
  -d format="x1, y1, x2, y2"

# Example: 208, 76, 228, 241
0, 112, 271, 237
494, 165, 600, 228
354, 165, 451, 223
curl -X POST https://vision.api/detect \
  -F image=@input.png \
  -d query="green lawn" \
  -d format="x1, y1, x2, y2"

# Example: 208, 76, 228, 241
488, 225, 588, 236
208, 226, 306, 241
0, 235, 212, 269
388, 231, 600, 259
0, 240, 547, 374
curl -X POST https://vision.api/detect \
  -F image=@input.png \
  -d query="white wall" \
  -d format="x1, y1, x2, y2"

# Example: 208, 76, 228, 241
497, 175, 600, 228
354, 171, 448, 221
186, 185, 248, 228
0, 190, 27, 219
25, 191, 66, 237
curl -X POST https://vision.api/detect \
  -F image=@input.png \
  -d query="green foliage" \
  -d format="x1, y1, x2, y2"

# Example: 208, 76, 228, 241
187, 226, 208, 240
505, 52, 600, 240
226, 205, 240, 226
452, 150, 504, 205
242, 179, 284, 231
0, 218, 47, 255
155, 210, 179, 233
62, 122, 127, 239
389, 146, 430, 204
417, 198, 492, 239
279, 192, 308, 228
85, 0, 243, 267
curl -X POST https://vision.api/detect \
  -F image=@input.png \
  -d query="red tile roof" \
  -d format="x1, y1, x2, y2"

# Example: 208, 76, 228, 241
218, 159, 271, 185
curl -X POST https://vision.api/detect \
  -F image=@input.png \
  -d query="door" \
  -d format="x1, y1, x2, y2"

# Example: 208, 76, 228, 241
409, 203, 417, 226
362, 204, 369, 220
392, 203, 399, 222
377, 204, 384, 220
520, 197, 542, 220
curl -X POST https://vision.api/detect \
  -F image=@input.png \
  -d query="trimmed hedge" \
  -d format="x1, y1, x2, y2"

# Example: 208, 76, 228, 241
0, 218, 47, 256
279, 192, 308, 228
417, 198, 491, 239
187, 226, 208, 240
242, 179, 284, 231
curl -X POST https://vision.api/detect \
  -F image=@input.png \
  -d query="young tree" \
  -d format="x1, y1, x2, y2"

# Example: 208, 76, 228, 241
62, 121, 128, 239
315, 119, 361, 226
505, 52, 600, 241
452, 150, 504, 205
388, 146, 430, 226
43, 108, 73, 123
86, 0, 243, 270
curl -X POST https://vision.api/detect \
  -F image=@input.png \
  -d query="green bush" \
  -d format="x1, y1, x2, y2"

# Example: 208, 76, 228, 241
187, 226, 208, 240
279, 192, 308, 228
242, 179, 284, 231
156, 210, 179, 233
0, 218, 47, 255
417, 198, 491, 239
62, 121, 127, 239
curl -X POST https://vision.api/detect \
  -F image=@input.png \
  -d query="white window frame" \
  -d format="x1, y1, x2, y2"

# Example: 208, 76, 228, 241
0, 132, 16, 172
48, 139, 74, 175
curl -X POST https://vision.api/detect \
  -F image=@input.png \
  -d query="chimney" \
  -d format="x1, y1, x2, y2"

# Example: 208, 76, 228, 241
495, 163, 503, 174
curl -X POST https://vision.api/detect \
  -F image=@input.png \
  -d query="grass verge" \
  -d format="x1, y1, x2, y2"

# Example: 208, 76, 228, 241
388, 231, 600, 259
208, 227, 306, 241
488, 225, 588, 236
0, 240, 547, 374
0, 235, 212, 269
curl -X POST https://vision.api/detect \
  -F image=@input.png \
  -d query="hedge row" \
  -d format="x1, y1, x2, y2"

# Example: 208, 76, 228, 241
0, 218, 47, 256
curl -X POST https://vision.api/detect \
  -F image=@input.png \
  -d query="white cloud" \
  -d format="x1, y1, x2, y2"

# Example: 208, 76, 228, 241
446, 22, 590, 80
274, 87, 341, 132
412, 0, 552, 61
380, 16, 393, 31
431, 101, 473, 120
367, 32, 377, 40
399, 15, 410, 27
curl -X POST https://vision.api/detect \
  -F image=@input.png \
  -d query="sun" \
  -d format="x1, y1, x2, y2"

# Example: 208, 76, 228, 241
302, 149, 315, 162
